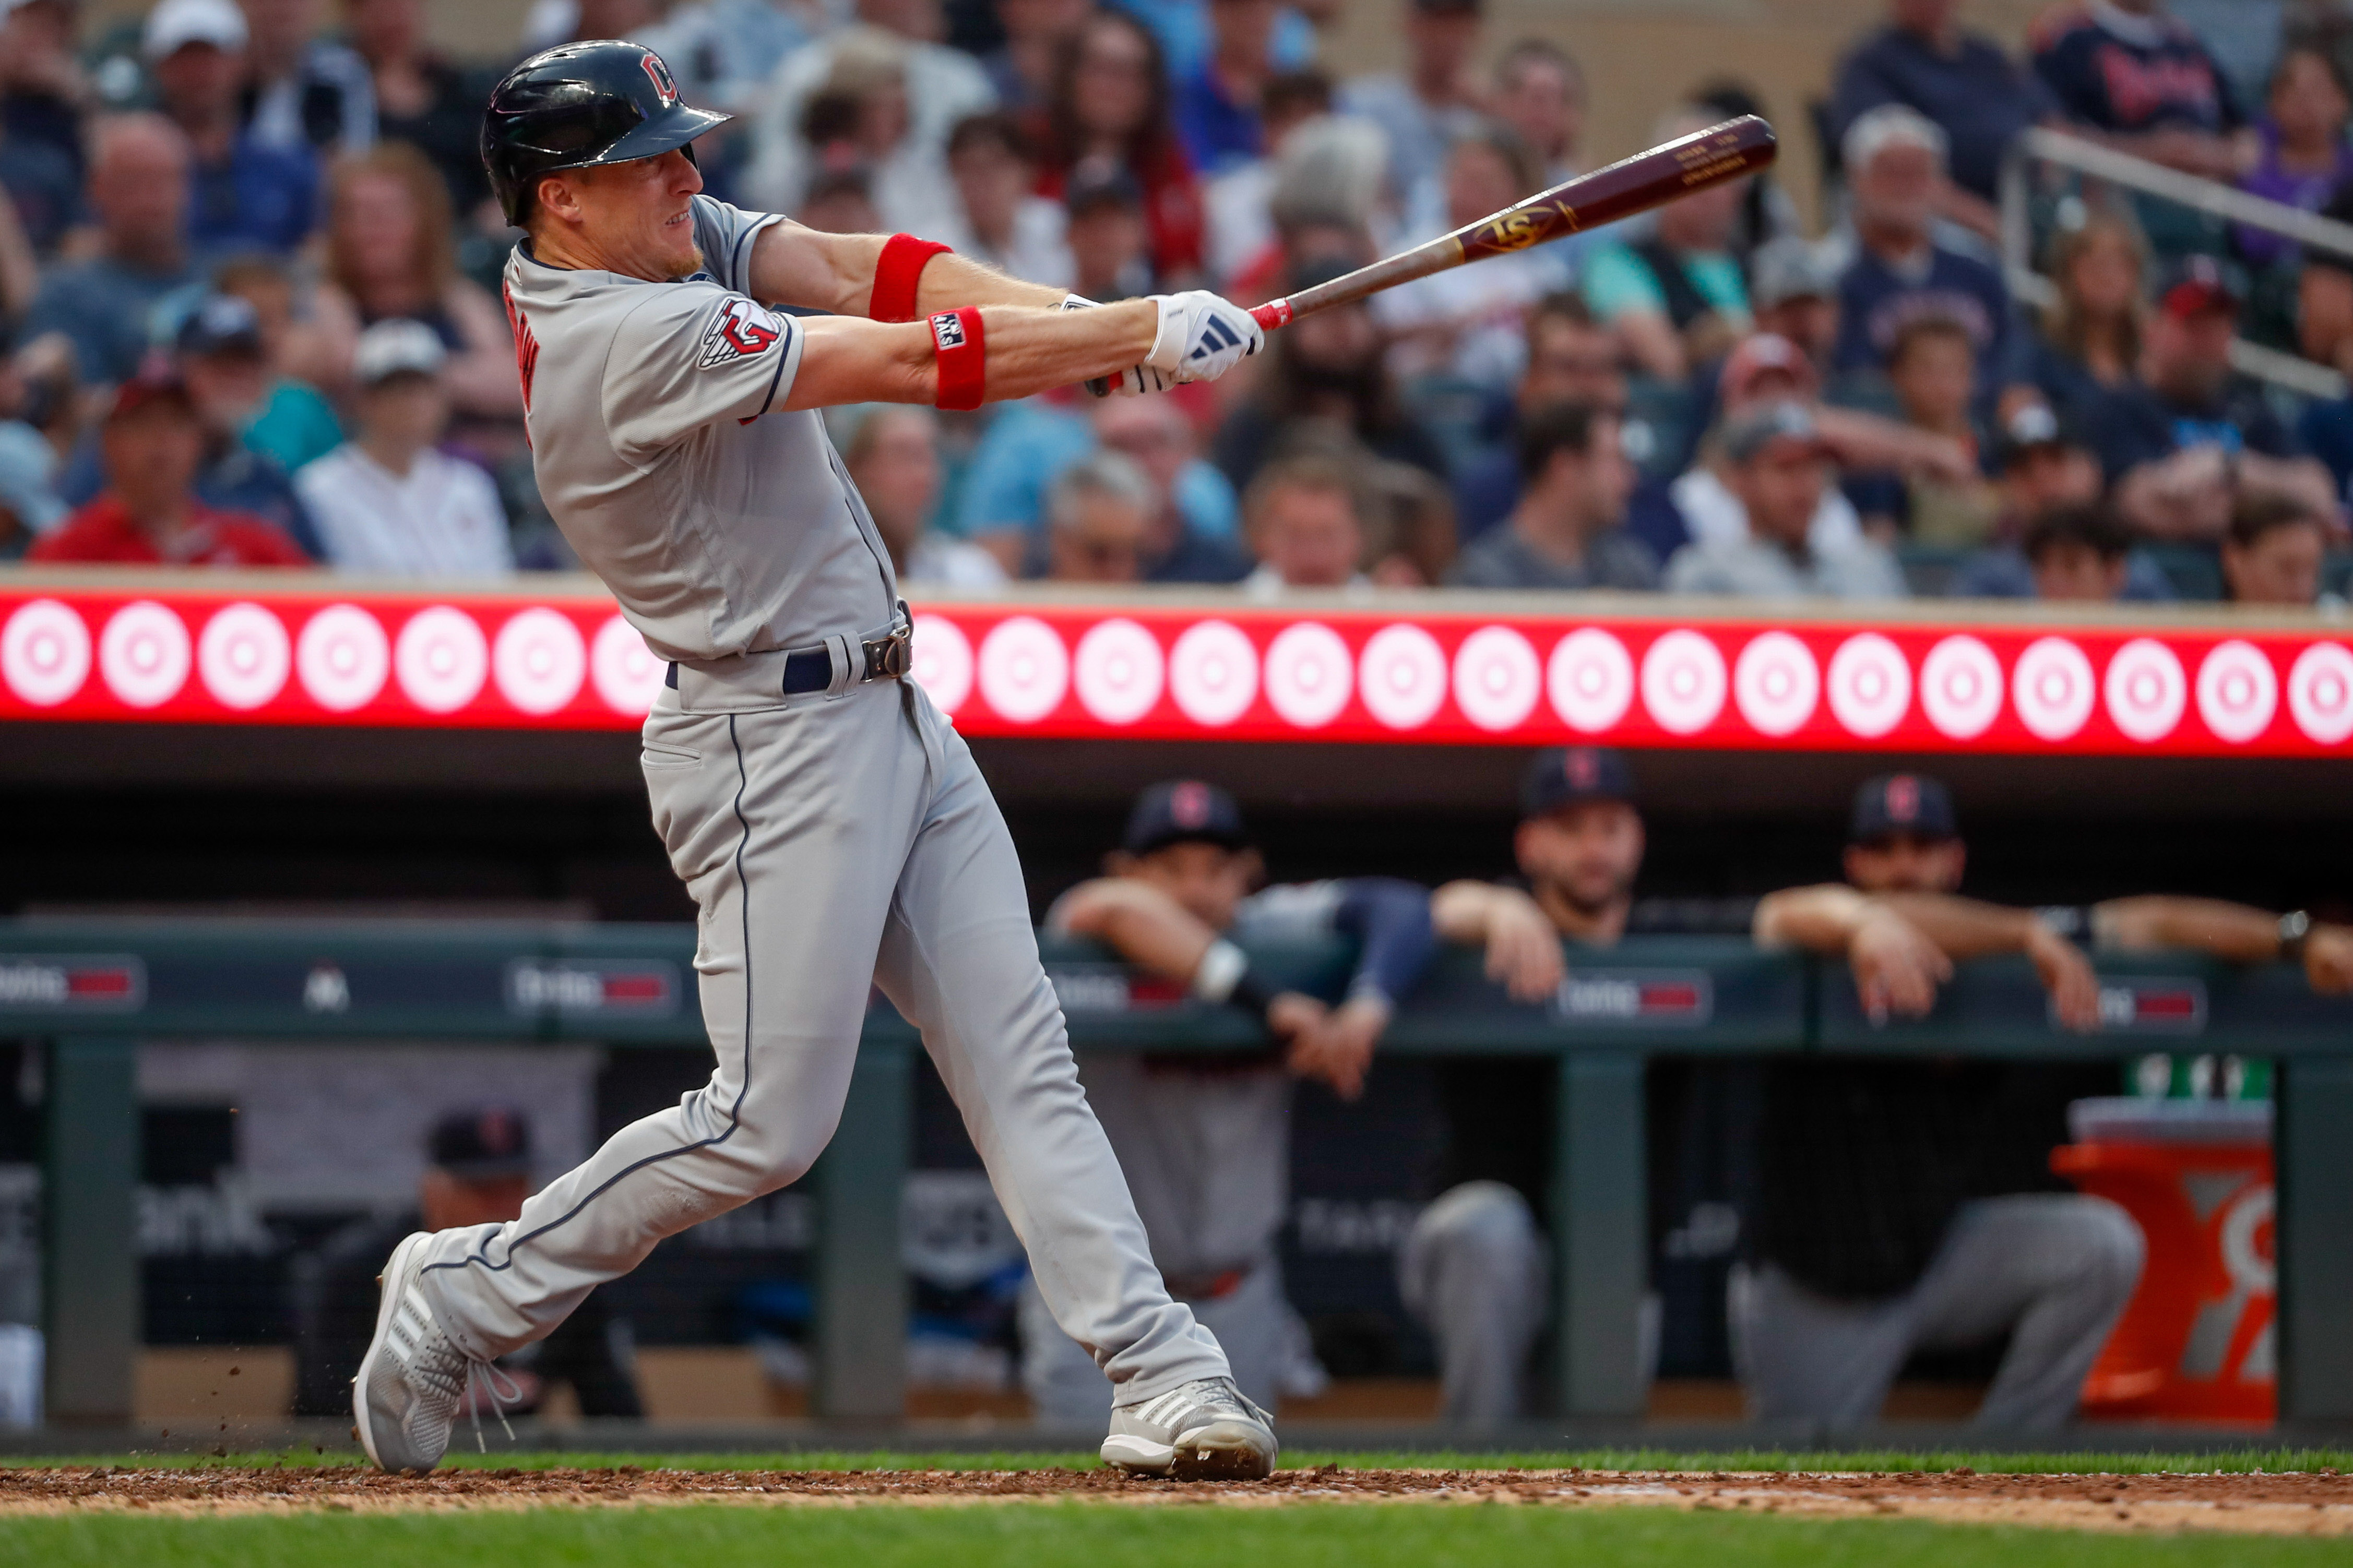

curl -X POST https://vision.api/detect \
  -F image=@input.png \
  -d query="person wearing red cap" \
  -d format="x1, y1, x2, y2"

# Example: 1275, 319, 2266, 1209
30, 367, 310, 566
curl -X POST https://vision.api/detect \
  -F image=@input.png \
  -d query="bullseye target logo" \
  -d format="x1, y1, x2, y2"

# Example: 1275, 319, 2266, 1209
505, 962, 679, 1015
0, 955, 147, 1011
1551, 969, 1713, 1026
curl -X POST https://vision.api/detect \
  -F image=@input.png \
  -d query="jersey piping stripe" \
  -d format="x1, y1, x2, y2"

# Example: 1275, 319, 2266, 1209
747, 321, 793, 421
422, 714, 758, 1280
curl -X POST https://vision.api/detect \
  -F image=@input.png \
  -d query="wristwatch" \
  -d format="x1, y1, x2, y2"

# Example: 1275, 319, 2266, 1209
2279, 909, 2313, 964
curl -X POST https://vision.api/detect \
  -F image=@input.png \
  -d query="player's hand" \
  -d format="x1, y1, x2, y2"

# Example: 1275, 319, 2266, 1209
1286, 995, 1388, 1100
2027, 925, 2103, 1033
1145, 290, 1263, 385
1481, 890, 1566, 1004
2304, 923, 2353, 994
1846, 908, 1951, 1024
1264, 991, 1327, 1046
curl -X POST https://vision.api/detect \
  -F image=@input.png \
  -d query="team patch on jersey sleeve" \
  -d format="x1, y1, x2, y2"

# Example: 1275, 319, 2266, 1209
697, 297, 786, 369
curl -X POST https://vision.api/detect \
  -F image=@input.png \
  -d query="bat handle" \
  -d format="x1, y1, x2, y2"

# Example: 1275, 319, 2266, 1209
1252, 298, 1294, 331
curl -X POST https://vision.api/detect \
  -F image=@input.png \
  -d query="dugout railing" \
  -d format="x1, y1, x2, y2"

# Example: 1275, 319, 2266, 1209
2, 916, 2347, 1429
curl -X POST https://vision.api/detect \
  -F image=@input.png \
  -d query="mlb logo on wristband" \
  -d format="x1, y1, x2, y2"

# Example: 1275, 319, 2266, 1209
931, 313, 967, 350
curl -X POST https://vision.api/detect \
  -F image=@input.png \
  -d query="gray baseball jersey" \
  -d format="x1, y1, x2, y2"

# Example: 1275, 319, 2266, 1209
502, 195, 900, 662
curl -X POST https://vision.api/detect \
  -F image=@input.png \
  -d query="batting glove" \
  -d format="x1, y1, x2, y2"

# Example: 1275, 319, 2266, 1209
1144, 291, 1263, 385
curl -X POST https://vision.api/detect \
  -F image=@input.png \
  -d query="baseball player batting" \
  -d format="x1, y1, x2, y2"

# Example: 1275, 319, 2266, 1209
353, 40, 1276, 1477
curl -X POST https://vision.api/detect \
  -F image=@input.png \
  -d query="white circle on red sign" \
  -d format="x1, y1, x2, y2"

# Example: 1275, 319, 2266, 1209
1, 599, 91, 707
1168, 619, 1258, 726
1546, 628, 1634, 733
1359, 623, 1448, 730
1074, 618, 1164, 725
394, 605, 489, 713
1452, 625, 1540, 732
1263, 621, 1352, 728
2287, 641, 2353, 745
1919, 635, 2002, 739
296, 603, 390, 711
977, 615, 1068, 723
2101, 638, 2185, 743
1825, 633, 1910, 738
197, 602, 290, 710
99, 600, 192, 709
1732, 631, 1819, 737
2011, 637, 2095, 741
909, 613, 973, 713
590, 614, 667, 715
1639, 629, 1726, 735
493, 607, 587, 714
2196, 640, 2277, 744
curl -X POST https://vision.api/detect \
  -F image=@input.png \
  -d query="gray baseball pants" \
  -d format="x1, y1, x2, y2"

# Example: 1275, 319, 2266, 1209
1398, 1181, 1550, 1427
1728, 1193, 2144, 1430
417, 666, 1229, 1407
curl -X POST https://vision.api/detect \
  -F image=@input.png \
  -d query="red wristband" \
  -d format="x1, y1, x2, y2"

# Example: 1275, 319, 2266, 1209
931, 308, 985, 411
871, 233, 950, 323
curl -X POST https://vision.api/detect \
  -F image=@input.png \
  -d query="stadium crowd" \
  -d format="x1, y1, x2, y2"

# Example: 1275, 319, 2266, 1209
0, 0, 2350, 603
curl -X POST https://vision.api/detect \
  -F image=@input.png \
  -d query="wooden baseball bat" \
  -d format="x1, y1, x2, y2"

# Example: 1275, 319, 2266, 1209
1251, 114, 1777, 332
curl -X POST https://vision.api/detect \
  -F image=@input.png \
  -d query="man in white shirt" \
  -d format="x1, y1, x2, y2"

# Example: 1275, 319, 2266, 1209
1664, 401, 1908, 600
294, 320, 513, 578
1240, 453, 1369, 595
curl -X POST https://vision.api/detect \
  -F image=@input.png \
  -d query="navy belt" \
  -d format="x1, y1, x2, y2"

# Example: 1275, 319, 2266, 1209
666, 607, 913, 697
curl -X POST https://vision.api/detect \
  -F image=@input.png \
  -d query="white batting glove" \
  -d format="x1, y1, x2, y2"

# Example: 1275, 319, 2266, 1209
1061, 293, 1158, 396
1144, 290, 1263, 385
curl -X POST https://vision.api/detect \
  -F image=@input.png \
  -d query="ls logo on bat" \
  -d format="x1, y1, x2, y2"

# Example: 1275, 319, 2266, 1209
1551, 970, 1713, 1025
1479, 200, 1575, 253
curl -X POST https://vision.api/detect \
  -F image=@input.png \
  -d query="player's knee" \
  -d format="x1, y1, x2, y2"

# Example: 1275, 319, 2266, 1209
2069, 1198, 2145, 1307
1411, 1181, 1541, 1284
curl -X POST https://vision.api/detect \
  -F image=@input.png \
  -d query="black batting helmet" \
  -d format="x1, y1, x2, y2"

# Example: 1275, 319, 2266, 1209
480, 40, 730, 228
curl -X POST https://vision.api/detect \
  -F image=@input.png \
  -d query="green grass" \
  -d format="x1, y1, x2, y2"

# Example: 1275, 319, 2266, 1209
4, 1499, 2349, 1568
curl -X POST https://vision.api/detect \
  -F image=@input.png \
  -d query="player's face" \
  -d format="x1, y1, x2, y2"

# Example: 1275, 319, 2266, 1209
545, 148, 706, 280
1124, 841, 1258, 931
1843, 832, 1966, 894
1515, 800, 1643, 916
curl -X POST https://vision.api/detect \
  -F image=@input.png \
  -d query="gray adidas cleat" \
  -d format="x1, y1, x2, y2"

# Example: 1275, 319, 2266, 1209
353, 1231, 474, 1472
1101, 1376, 1278, 1479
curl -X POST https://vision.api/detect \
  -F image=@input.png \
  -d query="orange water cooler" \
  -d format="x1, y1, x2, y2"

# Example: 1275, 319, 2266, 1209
2051, 1097, 2274, 1423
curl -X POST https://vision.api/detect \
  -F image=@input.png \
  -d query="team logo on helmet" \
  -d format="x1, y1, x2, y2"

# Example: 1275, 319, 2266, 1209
640, 50, 679, 106
1565, 749, 1598, 789
698, 297, 783, 368
1170, 781, 1212, 829
1885, 775, 1920, 823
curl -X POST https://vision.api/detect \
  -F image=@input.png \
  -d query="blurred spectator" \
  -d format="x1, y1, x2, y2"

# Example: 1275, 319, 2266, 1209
211, 254, 344, 472
2297, 189, 2353, 499
1174, 0, 1280, 177
0, 0, 84, 256
1448, 401, 1656, 591
147, 0, 320, 255
1336, 0, 1486, 239
785, 29, 964, 239
22, 114, 206, 384
746, 9, 995, 226
2018, 501, 2131, 602
1214, 256, 1447, 489
294, 143, 520, 419
163, 292, 322, 552
1953, 405, 2175, 602
1453, 293, 1625, 539
1884, 315, 1997, 545
1691, 79, 1804, 262
293, 1106, 641, 1420
1749, 236, 1843, 380
1096, 392, 1252, 581
1044, 448, 1154, 582
1216, 107, 1382, 303
294, 320, 511, 577
1201, 69, 1333, 285
2222, 493, 2336, 607
2025, 213, 2145, 415
1240, 452, 1364, 593
1064, 162, 1154, 298
1662, 401, 1908, 600
1829, 105, 2015, 409
1489, 38, 1582, 186
1111, 0, 1320, 87
0, 162, 34, 318
798, 164, 883, 235
1032, 9, 1205, 283
981, 0, 1089, 113
944, 112, 1071, 286
32, 365, 308, 564
842, 405, 1004, 590
0, 417, 65, 557
239, 0, 375, 157
1362, 458, 1459, 585
634, 0, 810, 123
1828, 0, 2052, 232
2080, 255, 2336, 538
346, 0, 495, 218
1580, 109, 1751, 381
2028, 0, 2253, 180
2235, 47, 2353, 271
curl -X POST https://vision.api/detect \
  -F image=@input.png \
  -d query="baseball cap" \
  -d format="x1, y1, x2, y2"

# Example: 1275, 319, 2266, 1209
1841, 102, 1946, 174
174, 293, 264, 360
2155, 253, 2243, 319
0, 421, 66, 536
354, 318, 449, 385
1122, 780, 1251, 856
143, 0, 247, 59
1520, 746, 1636, 820
427, 1105, 534, 1180
1065, 160, 1143, 217
106, 356, 195, 422
1749, 236, 1841, 312
1719, 332, 1819, 408
1994, 400, 2080, 468
1720, 398, 1826, 464
1848, 773, 1958, 844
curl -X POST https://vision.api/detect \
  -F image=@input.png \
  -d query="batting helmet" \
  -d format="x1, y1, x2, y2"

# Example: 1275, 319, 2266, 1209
480, 40, 730, 228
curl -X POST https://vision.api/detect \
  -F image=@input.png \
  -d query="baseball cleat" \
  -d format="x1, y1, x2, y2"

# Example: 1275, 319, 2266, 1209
353, 1231, 476, 1472
1100, 1377, 1278, 1480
